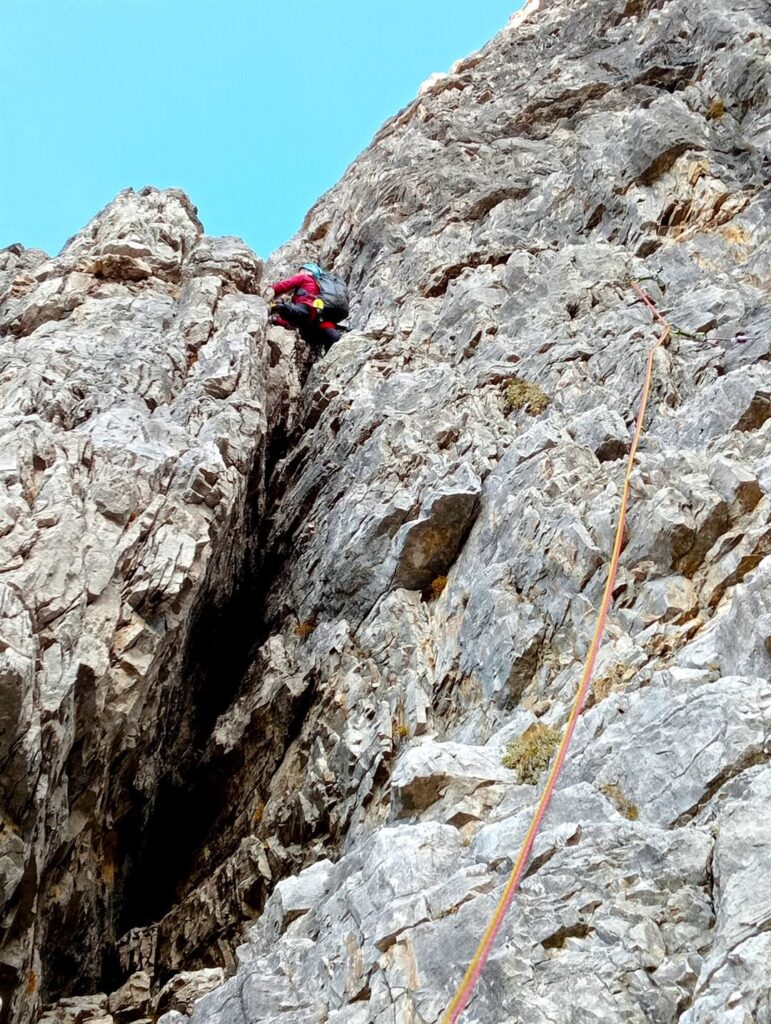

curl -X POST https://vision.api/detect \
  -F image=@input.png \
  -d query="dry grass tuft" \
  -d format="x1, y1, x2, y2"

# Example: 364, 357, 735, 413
423, 574, 448, 602
720, 223, 751, 246
502, 723, 562, 784
503, 376, 550, 416
252, 799, 265, 825
295, 620, 316, 638
706, 97, 725, 121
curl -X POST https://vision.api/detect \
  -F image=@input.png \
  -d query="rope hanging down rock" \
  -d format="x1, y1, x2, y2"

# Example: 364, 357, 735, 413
441, 283, 671, 1023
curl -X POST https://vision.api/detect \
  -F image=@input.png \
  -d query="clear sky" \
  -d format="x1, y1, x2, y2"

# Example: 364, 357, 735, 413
1, 0, 522, 259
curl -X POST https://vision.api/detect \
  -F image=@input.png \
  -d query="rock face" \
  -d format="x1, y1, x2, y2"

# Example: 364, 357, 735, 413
0, 189, 308, 1021
2, 0, 771, 1022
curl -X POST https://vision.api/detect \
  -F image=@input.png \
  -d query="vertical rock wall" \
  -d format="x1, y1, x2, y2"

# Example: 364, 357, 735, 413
2, 0, 771, 1021
189, 0, 771, 1021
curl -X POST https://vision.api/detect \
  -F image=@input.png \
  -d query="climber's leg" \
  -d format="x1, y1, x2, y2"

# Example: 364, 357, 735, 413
270, 302, 315, 332
316, 323, 343, 352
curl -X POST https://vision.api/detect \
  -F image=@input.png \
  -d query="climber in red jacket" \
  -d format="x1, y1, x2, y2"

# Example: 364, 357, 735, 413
268, 262, 346, 352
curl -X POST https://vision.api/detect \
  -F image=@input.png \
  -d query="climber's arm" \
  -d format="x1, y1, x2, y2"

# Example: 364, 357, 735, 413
271, 274, 308, 296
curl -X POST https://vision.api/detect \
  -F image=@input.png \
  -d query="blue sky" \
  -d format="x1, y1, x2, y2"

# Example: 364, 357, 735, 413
1, 1, 522, 258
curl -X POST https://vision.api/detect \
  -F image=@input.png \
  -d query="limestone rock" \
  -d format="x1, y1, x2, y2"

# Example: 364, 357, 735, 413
0, 187, 302, 1021
3, 0, 771, 1022
392, 472, 481, 592
568, 406, 630, 462
391, 741, 516, 822
154, 970, 225, 1017
107, 972, 151, 1022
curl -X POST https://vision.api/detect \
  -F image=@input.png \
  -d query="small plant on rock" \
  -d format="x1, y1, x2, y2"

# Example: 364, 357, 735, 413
600, 782, 639, 820
437, 905, 461, 919
252, 798, 266, 826
295, 620, 316, 639
502, 376, 550, 416
423, 574, 448, 602
706, 97, 725, 120
502, 723, 562, 784
392, 697, 410, 745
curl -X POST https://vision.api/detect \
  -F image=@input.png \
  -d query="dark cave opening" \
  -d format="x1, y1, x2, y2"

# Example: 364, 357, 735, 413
112, 510, 279, 947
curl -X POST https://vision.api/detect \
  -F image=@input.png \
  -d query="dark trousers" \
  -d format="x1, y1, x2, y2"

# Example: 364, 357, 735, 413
274, 302, 343, 352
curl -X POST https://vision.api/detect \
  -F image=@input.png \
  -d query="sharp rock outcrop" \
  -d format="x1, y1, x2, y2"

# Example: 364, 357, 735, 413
2, 0, 771, 1022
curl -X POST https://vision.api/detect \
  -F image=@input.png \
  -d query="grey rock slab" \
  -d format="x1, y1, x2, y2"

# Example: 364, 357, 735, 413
649, 364, 771, 450
390, 740, 517, 819
564, 676, 771, 826
154, 969, 226, 1016
108, 971, 151, 1022
264, 858, 334, 931
676, 555, 771, 678
567, 405, 630, 462
683, 765, 771, 1023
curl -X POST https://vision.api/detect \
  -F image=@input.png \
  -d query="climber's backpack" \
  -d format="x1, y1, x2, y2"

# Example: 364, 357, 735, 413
314, 271, 350, 323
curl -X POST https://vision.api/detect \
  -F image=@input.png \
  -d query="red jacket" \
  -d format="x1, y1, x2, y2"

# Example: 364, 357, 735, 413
271, 272, 320, 308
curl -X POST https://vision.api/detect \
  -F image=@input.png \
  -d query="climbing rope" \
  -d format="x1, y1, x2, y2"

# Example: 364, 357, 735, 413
440, 283, 671, 1023
629, 277, 747, 344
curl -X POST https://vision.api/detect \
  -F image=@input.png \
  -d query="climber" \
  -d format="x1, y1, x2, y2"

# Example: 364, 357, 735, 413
268, 262, 350, 352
